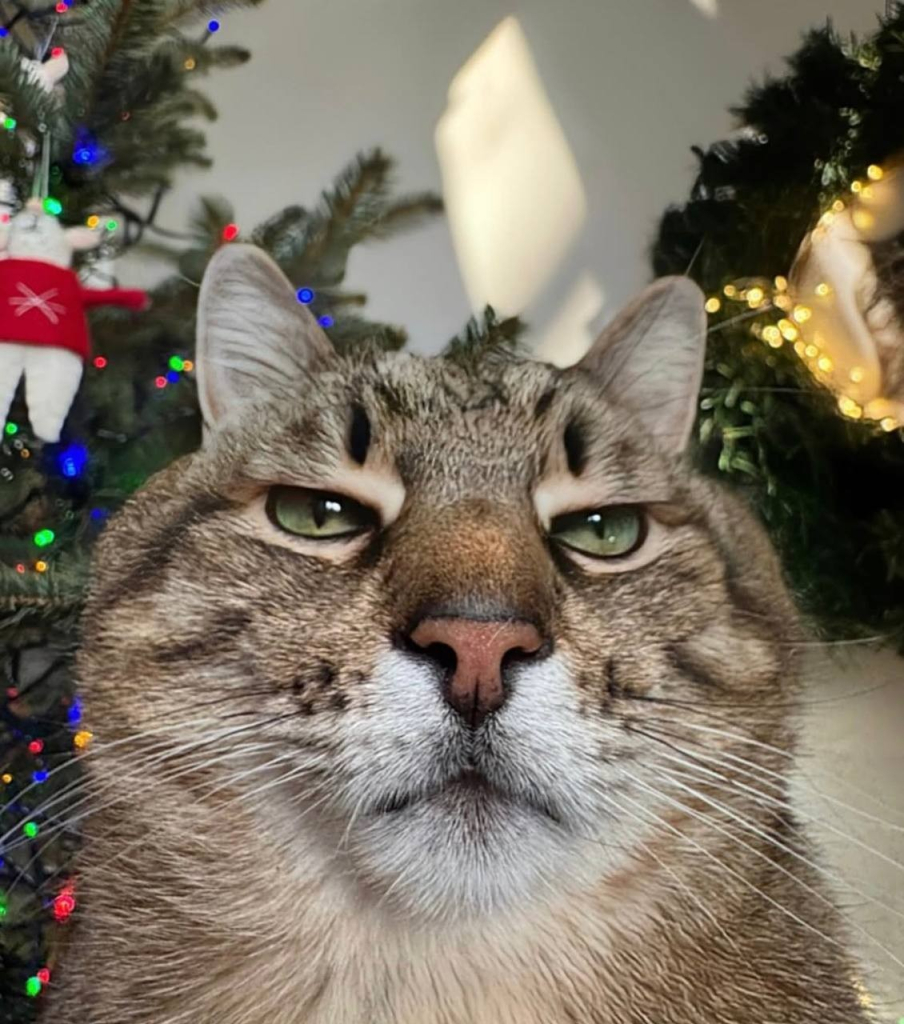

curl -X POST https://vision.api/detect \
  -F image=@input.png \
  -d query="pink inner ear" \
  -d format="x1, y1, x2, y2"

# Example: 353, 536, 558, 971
66, 227, 102, 252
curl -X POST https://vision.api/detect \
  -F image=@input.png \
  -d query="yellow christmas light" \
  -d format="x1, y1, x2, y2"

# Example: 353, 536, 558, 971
746, 286, 765, 307
866, 164, 884, 181
778, 318, 799, 341
881, 417, 899, 432
184, 57, 196, 70
1, 773, 12, 784
73, 729, 94, 750
805, 343, 819, 359
814, 282, 831, 297
819, 211, 835, 226
704, 297, 721, 313
86, 214, 100, 229
849, 366, 865, 383
851, 180, 863, 193
831, 199, 845, 212
762, 325, 782, 347
793, 341, 806, 357
723, 284, 737, 298
35, 561, 47, 573
838, 396, 862, 419
793, 305, 812, 324
774, 275, 788, 291
861, 185, 874, 200
774, 294, 793, 311
817, 356, 833, 372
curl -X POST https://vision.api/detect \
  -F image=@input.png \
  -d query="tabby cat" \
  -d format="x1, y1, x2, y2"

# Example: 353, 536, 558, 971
46, 246, 868, 1023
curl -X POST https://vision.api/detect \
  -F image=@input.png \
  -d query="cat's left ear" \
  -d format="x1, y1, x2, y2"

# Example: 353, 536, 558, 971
195, 243, 333, 432
577, 276, 707, 454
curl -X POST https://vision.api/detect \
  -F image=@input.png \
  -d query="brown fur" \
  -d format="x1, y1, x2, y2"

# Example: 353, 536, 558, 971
44, 345, 867, 1023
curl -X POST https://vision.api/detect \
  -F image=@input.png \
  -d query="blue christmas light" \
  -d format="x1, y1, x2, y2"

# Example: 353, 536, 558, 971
296, 287, 314, 304
72, 130, 109, 168
67, 698, 82, 726
33, 771, 48, 784
0, 27, 8, 37
166, 370, 180, 384
58, 442, 88, 479
208, 19, 220, 32
318, 315, 334, 328
90, 507, 108, 521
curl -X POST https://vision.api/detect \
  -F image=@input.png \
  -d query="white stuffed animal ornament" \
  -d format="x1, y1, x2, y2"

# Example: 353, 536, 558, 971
0, 199, 147, 442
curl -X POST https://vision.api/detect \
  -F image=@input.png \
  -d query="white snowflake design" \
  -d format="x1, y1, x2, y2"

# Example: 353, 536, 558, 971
9, 282, 67, 325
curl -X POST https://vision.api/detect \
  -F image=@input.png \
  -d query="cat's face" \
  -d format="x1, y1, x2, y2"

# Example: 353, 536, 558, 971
85, 248, 797, 924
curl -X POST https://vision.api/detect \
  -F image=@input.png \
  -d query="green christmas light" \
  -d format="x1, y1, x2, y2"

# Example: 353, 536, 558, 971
168, 356, 184, 372
33, 529, 55, 548
3, 116, 16, 131
106, 219, 118, 231
43, 197, 63, 216
4, 421, 17, 435
23, 821, 38, 839
0, 896, 7, 919
25, 976, 42, 997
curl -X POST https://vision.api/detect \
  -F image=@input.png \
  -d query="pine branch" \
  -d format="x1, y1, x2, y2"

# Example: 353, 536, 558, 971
443, 307, 526, 366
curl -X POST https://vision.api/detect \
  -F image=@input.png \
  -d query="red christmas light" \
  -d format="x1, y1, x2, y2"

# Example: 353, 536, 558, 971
51, 47, 65, 58
36, 968, 51, 984
93, 355, 108, 369
221, 223, 240, 242
55, 2, 68, 12
28, 739, 44, 755
154, 376, 167, 389
15, 564, 25, 574
53, 884, 76, 923
6, 687, 18, 699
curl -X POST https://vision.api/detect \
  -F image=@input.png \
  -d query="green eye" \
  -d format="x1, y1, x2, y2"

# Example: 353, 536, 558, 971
549, 506, 646, 559
266, 486, 377, 540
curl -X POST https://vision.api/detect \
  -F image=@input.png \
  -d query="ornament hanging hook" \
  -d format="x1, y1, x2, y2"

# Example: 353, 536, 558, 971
28, 13, 60, 202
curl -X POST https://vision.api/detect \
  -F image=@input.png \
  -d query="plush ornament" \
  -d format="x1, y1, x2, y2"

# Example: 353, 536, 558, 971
789, 162, 904, 426
0, 199, 148, 443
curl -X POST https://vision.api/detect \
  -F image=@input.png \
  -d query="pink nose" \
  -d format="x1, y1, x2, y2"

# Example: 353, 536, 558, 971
408, 618, 544, 727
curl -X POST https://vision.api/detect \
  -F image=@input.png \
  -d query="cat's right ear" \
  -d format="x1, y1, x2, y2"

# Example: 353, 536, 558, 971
577, 276, 707, 454
195, 244, 333, 433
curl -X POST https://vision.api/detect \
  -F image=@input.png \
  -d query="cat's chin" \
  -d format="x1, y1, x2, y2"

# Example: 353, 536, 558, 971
347, 780, 575, 922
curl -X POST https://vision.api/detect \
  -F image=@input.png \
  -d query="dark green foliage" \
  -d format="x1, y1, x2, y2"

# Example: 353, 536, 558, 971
0, 4, 441, 1017
443, 306, 527, 368
652, 10, 904, 642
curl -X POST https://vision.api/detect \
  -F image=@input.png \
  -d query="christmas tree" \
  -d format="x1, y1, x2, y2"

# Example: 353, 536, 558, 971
0, 2, 440, 1016
653, 7, 904, 644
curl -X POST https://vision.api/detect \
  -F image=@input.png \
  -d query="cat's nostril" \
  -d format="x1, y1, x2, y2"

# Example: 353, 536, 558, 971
419, 640, 457, 676
406, 617, 544, 728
